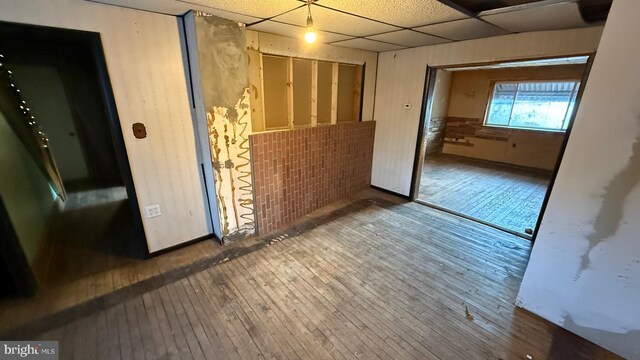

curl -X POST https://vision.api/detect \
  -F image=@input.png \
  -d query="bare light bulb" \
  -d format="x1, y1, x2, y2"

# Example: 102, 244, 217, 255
304, 29, 317, 43
304, 1, 316, 44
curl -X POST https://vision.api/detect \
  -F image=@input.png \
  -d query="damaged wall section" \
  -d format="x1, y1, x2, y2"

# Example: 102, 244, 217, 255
193, 14, 255, 242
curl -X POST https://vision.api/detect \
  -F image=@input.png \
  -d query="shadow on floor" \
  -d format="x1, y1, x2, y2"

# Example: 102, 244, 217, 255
33, 186, 145, 288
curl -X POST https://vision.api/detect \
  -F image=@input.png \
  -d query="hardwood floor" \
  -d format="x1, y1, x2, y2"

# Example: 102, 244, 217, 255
418, 155, 552, 235
3, 189, 619, 359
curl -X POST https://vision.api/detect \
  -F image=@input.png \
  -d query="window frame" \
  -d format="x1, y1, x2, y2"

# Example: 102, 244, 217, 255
483, 79, 581, 133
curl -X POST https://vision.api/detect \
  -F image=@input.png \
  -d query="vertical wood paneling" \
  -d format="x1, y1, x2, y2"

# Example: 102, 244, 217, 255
372, 26, 604, 196
0, 0, 209, 252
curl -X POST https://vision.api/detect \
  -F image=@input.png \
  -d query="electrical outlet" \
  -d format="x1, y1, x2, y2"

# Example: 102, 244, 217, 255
145, 204, 161, 218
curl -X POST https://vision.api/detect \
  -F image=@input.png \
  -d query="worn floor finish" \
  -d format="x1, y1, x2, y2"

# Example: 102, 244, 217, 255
418, 155, 552, 235
25, 191, 619, 359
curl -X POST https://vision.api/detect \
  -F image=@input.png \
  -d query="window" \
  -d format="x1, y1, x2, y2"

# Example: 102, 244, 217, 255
485, 80, 580, 131
258, 54, 364, 131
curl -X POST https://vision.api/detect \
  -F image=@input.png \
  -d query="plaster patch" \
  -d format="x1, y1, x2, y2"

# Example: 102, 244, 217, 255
578, 123, 640, 275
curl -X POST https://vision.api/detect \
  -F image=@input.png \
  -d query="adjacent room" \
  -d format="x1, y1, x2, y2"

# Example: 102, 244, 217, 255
415, 56, 589, 237
1, 0, 638, 359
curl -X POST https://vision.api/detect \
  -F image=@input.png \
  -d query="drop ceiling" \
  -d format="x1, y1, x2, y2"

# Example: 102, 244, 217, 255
88, 0, 610, 52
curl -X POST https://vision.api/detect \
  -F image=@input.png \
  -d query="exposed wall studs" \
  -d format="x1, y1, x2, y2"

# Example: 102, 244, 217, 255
311, 60, 318, 127
331, 62, 339, 125
287, 56, 294, 129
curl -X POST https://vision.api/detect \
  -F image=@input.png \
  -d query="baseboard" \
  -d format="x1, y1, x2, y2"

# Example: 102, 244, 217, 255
148, 233, 220, 257
370, 185, 412, 200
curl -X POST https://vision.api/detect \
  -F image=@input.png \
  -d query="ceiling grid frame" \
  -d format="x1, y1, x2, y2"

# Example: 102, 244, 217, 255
87, 0, 608, 52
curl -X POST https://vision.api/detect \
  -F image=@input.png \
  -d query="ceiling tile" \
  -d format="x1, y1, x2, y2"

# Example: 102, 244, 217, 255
177, 0, 299, 18
247, 20, 354, 43
330, 38, 406, 52
89, 0, 261, 22
367, 30, 450, 47
272, 5, 401, 37
318, 0, 469, 28
414, 18, 510, 41
480, 2, 588, 33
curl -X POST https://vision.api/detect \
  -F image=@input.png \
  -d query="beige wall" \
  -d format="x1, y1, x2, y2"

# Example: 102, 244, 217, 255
442, 64, 586, 170
0, 0, 209, 252
373, 26, 603, 195
518, 1, 640, 357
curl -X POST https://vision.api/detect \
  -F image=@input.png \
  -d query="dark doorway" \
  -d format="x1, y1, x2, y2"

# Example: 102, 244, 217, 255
0, 22, 147, 294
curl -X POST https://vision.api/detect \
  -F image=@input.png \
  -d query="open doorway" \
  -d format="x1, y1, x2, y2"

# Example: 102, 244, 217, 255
0, 22, 147, 295
412, 55, 593, 239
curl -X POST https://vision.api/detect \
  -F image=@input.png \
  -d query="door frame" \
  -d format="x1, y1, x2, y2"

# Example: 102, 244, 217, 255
180, 12, 223, 241
0, 20, 149, 258
410, 54, 596, 242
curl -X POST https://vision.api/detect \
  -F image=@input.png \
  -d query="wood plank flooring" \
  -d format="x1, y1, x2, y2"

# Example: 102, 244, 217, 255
418, 155, 552, 235
14, 190, 618, 360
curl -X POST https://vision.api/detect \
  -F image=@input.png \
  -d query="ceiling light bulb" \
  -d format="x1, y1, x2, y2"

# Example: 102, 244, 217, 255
304, 0, 316, 44
305, 29, 317, 43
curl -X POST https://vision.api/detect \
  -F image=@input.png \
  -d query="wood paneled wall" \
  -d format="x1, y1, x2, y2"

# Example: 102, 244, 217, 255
0, 0, 209, 252
372, 26, 604, 196
250, 122, 375, 234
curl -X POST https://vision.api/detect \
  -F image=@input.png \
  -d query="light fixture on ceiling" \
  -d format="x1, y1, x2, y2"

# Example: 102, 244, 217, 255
304, 0, 317, 43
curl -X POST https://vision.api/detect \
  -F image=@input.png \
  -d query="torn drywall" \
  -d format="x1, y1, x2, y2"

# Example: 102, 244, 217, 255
195, 14, 255, 241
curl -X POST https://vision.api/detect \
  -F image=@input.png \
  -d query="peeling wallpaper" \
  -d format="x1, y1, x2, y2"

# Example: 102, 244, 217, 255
195, 15, 255, 241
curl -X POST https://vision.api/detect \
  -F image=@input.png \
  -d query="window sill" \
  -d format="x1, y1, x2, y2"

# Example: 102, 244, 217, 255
482, 125, 566, 134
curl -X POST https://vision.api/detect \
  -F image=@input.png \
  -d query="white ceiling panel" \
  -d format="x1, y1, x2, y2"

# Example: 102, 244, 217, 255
89, 0, 261, 23
319, 0, 468, 28
415, 18, 510, 41
480, 1, 588, 33
272, 5, 401, 37
177, 0, 299, 18
330, 38, 406, 52
367, 30, 450, 47
247, 21, 354, 43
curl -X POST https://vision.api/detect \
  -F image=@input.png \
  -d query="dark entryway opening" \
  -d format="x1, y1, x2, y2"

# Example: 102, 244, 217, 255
0, 22, 147, 296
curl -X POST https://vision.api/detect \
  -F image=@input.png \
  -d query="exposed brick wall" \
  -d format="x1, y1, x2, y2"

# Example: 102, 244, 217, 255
250, 122, 375, 234
425, 117, 446, 155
